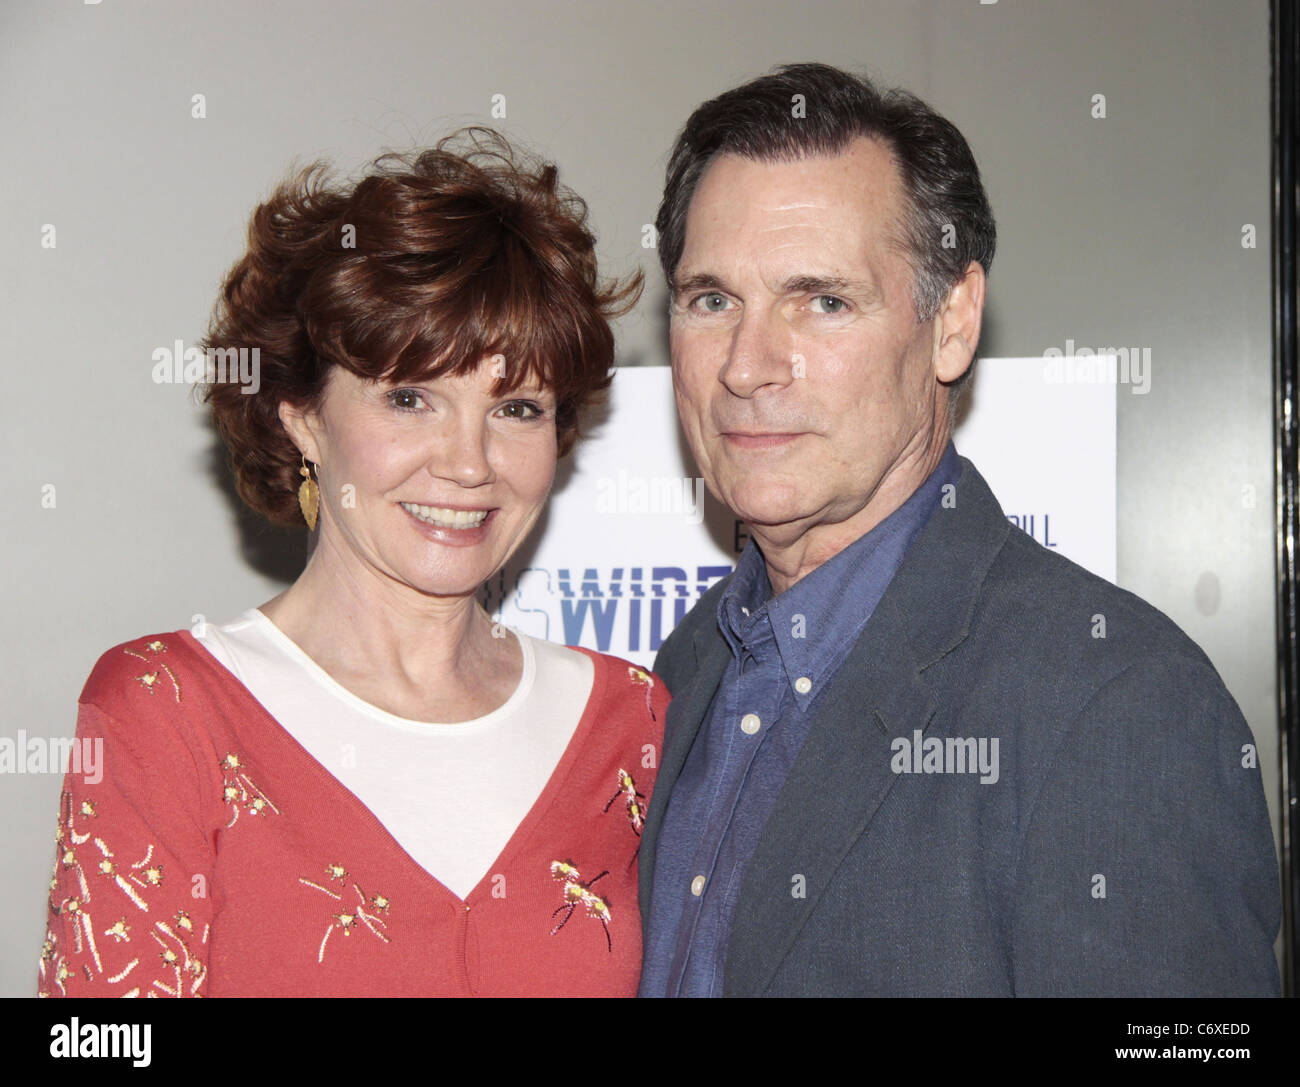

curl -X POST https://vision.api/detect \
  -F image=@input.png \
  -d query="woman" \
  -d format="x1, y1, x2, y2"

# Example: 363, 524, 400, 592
38, 128, 665, 997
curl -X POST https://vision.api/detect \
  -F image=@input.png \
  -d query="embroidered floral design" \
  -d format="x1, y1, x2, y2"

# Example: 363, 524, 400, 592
548, 860, 612, 952
148, 917, 207, 997
39, 790, 208, 997
603, 768, 647, 837
122, 641, 182, 703
219, 752, 279, 828
298, 869, 391, 964
627, 666, 657, 721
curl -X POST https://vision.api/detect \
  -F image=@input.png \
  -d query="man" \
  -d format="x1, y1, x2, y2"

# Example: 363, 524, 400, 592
638, 62, 1280, 997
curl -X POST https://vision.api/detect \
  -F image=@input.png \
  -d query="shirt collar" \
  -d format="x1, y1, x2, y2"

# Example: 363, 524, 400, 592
716, 536, 774, 661
715, 441, 962, 706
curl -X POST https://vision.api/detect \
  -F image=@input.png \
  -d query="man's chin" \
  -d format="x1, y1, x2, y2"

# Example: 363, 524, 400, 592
725, 499, 821, 536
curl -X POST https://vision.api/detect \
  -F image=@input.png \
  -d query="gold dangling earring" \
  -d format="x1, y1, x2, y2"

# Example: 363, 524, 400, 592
298, 453, 319, 531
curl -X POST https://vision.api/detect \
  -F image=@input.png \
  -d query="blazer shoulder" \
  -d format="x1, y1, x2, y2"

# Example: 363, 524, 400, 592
981, 528, 1234, 698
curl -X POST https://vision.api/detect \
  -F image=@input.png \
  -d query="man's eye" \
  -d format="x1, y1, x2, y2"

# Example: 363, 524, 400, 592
692, 293, 731, 312
810, 295, 848, 314
387, 389, 424, 412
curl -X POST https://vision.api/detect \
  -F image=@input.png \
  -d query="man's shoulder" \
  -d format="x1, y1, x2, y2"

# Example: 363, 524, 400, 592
928, 456, 1219, 679
973, 524, 1231, 705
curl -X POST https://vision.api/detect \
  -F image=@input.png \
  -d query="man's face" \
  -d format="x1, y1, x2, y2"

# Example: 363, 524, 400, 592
670, 137, 953, 571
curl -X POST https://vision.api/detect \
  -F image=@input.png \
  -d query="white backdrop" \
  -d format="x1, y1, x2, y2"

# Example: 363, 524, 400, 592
485, 361, 1117, 668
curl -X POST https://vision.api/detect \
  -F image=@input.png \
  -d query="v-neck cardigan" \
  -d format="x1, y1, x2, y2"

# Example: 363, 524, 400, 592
38, 630, 667, 997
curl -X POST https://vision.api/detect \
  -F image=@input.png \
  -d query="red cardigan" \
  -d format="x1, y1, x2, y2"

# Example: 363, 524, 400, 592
38, 631, 667, 997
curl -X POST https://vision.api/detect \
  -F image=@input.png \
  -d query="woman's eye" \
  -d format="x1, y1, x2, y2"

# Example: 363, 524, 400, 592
499, 400, 545, 420
810, 295, 848, 314
386, 389, 425, 412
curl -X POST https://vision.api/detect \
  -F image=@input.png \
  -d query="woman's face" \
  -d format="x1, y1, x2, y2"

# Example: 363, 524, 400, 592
289, 360, 558, 601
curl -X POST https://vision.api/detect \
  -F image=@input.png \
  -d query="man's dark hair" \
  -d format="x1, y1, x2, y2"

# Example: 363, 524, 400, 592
656, 62, 996, 356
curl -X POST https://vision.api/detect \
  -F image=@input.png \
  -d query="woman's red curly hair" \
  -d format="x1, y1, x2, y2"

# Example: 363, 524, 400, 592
201, 126, 641, 527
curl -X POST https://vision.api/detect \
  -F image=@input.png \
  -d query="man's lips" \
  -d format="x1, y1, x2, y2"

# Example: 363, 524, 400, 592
721, 431, 805, 449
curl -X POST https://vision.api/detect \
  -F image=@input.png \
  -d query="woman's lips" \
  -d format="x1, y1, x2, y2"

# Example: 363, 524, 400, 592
399, 502, 490, 528
399, 503, 496, 546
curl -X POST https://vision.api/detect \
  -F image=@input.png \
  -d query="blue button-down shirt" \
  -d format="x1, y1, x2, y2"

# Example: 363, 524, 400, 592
639, 443, 961, 997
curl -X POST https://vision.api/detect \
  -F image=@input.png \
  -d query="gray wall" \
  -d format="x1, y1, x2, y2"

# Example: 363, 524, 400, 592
0, 0, 1277, 994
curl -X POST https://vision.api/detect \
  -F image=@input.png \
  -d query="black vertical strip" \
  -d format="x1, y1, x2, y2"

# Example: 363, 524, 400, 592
1273, 0, 1299, 998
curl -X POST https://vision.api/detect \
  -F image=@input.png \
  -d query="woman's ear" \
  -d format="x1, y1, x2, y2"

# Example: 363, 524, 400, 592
279, 400, 322, 464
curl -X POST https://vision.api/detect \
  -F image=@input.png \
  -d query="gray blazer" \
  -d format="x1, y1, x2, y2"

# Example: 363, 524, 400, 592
640, 456, 1281, 996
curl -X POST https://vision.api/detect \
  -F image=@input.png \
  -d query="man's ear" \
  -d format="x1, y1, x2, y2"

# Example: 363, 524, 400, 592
278, 400, 323, 464
933, 260, 986, 384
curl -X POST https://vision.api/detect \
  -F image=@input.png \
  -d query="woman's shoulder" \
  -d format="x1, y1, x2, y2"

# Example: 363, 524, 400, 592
79, 628, 237, 719
564, 646, 671, 722
72, 631, 248, 803
580, 648, 661, 687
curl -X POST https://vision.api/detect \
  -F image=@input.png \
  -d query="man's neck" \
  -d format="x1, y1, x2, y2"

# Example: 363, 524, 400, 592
755, 434, 952, 596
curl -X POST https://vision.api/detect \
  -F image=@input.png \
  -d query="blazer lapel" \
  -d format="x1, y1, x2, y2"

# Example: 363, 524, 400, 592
722, 591, 936, 995
639, 622, 731, 914
723, 456, 1012, 995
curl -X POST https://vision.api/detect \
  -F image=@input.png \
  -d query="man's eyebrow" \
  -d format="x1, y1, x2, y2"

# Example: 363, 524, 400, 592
671, 272, 874, 297
781, 274, 871, 296
671, 273, 727, 296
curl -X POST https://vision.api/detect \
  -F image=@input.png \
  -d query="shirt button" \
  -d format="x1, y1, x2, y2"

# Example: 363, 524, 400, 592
795, 676, 812, 694
741, 606, 749, 616
740, 713, 761, 735
691, 875, 706, 896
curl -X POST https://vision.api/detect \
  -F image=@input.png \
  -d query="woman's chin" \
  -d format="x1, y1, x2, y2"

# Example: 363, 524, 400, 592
392, 556, 498, 598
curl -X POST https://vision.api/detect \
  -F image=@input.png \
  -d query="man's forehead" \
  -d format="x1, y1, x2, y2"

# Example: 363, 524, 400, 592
693, 137, 901, 204
682, 139, 905, 252
677, 139, 906, 283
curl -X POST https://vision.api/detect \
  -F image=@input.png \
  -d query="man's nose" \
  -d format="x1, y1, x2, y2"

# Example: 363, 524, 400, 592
425, 414, 495, 488
718, 307, 795, 398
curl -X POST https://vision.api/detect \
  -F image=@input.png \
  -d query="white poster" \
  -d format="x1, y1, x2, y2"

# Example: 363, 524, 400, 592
482, 361, 1116, 668
953, 355, 1117, 584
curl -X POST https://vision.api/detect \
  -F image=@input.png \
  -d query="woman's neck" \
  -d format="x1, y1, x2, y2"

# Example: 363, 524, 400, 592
257, 532, 521, 723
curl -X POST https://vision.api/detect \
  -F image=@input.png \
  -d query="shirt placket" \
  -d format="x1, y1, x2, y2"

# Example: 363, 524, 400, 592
671, 621, 782, 996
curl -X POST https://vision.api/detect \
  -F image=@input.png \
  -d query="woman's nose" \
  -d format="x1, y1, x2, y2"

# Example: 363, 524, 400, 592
425, 415, 495, 488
